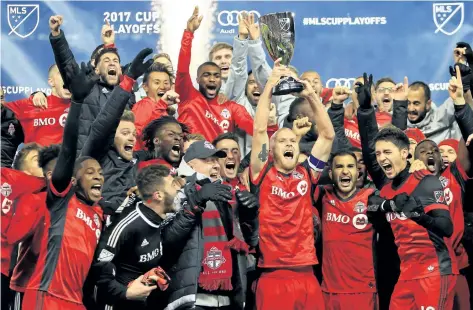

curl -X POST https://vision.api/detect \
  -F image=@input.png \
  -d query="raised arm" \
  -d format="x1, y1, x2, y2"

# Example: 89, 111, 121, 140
51, 63, 98, 193
328, 86, 352, 152
250, 59, 288, 181
175, 6, 203, 103
391, 76, 410, 131
81, 48, 153, 159
356, 73, 388, 189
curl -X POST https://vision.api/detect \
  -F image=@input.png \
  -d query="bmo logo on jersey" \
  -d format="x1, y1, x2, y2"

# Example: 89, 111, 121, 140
33, 109, 68, 127
271, 181, 308, 199
205, 110, 230, 132
76, 208, 101, 240
139, 247, 162, 263
326, 212, 369, 230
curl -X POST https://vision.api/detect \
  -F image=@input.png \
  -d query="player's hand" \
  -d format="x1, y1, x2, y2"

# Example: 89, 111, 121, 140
392, 76, 409, 101
296, 79, 318, 100
466, 134, 473, 147
449, 63, 472, 93
64, 62, 99, 103
125, 48, 154, 80
238, 11, 249, 39
267, 58, 291, 88
49, 15, 63, 36
190, 182, 233, 206
32, 92, 48, 109
409, 159, 427, 173
187, 6, 203, 33
292, 116, 312, 137
356, 73, 373, 109
268, 103, 277, 126
126, 275, 157, 301
161, 90, 180, 105
101, 19, 115, 45
367, 191, 385, 212
392, 193, 423, 219
243, 12, 260, 40
454, 42, 473, 65
126, 186, 139, 197
141, 267, 171, 291
448, 65, 466, 106
236, 189, 259, 221
332, 85, 351, 104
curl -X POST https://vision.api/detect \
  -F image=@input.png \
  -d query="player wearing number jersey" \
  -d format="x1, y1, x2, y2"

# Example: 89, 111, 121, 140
314, 151, 377, 310
250, 61, 334, 310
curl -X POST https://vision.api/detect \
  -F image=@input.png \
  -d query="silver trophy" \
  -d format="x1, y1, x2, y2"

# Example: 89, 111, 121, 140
260, 12, 303, 96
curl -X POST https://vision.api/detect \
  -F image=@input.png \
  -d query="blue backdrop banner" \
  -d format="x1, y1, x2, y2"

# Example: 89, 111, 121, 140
1, 0, 472, 104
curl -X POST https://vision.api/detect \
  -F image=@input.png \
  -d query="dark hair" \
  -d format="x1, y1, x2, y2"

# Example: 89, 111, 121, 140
136, 165, 170, 201
142, 116, 189, 151
374, 127, 410, 151
38, 144, 61, 175
90, 44, 105, 62
73, 156, 97, 176
409, 81, 431, 101
329, 150, 358, 169
143, 62, 174, 84
184, 133, 205, 142
212, 132, 239, 147
94, 47, 121, 67
197, 61, 220, 76
414, 139, 438, 159
12, 143, 42, 171
121, 110, 135, 123
288, 97, 309, 122
374, 77, 395, 90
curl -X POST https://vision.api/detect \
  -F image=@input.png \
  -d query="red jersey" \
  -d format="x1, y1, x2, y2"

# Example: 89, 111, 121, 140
440, 159, 471, 269
0, 168, 45, 276
251, 161, 318, 268
380, 173, 458, 280
320, 186, 376, 293
8, 192, 47, 292
5, 95, 70, 146
26, 181, 103, 305
344, 112, 391, 149
132, 97, 168, 151
176, 30, 254, 142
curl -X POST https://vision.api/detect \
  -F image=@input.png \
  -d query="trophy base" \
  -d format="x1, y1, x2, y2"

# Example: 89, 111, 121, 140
272, 76, 304, 96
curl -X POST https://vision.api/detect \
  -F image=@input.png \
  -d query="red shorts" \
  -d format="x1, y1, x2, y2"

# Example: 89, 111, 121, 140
22, 290, 85, 310
390, 275, 457, 310
454, 274, 470, 310
256, 267, 324, 310
323, 292, 378, 310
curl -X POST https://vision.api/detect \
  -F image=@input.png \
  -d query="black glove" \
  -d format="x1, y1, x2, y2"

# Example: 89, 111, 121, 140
367, 191, 387, 212
391, 193, 424, 219
456, 42, 473, 65
64, 62, 99, 102
125, 48, 154, 80
449, 63, 472, 92
186, 182, 232, 208
355, 72, 373, 110
236, 189, 259, 221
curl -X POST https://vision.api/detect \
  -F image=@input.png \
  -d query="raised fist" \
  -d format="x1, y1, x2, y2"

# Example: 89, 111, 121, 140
49, 15, 63, 36
332, 86, 351, 104
292, 116, 312, 137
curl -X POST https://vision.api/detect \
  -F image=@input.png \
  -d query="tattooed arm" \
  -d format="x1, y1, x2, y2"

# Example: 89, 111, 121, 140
250, 60, 288, 181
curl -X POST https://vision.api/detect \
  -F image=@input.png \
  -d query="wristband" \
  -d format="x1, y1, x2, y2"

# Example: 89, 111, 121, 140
308, 155, 327, 172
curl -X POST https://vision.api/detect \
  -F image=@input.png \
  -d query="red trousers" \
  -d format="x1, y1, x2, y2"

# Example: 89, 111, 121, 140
390, 275, 457, 310
323, 292, 378, 310
454, 274, 470, 310
256, 267, 324, 310
22, 290, 85, 310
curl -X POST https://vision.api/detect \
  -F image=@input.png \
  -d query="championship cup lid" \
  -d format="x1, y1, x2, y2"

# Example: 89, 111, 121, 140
184, 141, 227, 162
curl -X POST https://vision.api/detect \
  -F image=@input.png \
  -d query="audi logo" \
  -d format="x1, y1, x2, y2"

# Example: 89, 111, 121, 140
325, 78, 356, 89
218, 10, 261, 27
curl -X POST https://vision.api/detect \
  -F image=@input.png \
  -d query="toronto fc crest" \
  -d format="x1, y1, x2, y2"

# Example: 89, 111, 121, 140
203, 246, 226, 270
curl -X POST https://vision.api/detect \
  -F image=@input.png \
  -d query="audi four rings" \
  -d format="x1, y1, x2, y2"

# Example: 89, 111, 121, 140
218, 10, 261, 26
325, 78, 357, 89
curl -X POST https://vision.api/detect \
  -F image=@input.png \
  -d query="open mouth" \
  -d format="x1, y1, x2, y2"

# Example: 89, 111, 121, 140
382, 98, 390, 104
357, 171, 364, 181
157, 91, 166, 97
124, 144, 134, 152
252, 91, 261, 100
220, 66, 229, 73
207, 85, 218, 96
340, 176, 351, 187
108, 68, 117, 77
210, 172, 219, 179
442, 158, 450, 166
283, 150, 294, 160
91, 184, 102, 196
171, 144, 181, 157
225, 161, 236, 173
382, 163, 393, 174
427, 157, 436, 172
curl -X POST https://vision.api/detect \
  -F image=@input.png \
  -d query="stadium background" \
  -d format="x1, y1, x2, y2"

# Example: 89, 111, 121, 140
1, 0, 472, 104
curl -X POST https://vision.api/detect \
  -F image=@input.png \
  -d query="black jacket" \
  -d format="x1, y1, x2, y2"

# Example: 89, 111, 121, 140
49, 30, 135, 154
164, 175, 259, 310
1, 106, 24, 167
81, 80, 150, 212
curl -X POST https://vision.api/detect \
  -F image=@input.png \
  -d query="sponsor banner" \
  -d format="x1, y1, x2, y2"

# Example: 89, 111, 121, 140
1, 0, 471, 107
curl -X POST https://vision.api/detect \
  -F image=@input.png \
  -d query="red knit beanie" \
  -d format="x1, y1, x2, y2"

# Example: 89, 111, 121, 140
404, 128, 426, 144
439, 139, 459, 154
